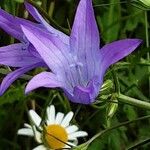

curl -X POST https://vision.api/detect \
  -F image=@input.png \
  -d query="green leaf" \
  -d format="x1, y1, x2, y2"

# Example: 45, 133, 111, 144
0, 85, 26, 106
14, 0, 24, 3
98, 0, 121, 42
123, 105, 137, 121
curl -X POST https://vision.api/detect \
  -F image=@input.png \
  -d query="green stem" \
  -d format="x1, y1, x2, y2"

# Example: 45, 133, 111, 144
127, 138, 150, 150
145, 11, 149, 47
27, 0, 69, 35
93, 0, 137, 7
145, 11, 150, 99
112, 68, 120, 94
93, 1, 127, 7
86, 114, 150, 145
117, 94, 150, 110
48, 0, 55, 18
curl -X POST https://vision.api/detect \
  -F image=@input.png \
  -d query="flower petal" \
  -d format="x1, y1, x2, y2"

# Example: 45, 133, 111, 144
21, 24, 68, 73
17, 128, 34, 136
32, 126, 42, 143
0, 62, 44, 96
71, 86, 91, 104
46, 105, 55, 125
25, 72, 62, 94
70, 0, 100, 81
65, 76, 102, 104
64, 141, 77, 149
68, 131, 88, 140
29, 110, 41, 127
25, 2, 69, 44
100, 39, 142, 70
55, 112, 64, 124
33, 145, 47, 150
24, 123, 32, 128
67, 141, 77, 147
21, 19, 79, 90
0, 8, 23, 41
66, 125, 78, 134
0, 43, 41, 67
61, 112, 73, 127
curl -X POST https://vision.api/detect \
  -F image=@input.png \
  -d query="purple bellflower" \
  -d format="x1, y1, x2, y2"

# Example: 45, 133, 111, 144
21, 0, 142, 104
0, 2, 68, 95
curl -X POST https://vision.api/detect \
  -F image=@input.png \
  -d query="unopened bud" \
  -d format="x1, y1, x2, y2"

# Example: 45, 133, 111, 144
100, 80, 113, 92
107, 99, 118, 118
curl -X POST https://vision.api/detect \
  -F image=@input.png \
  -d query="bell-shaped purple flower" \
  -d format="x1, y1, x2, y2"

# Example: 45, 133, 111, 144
22, 0, 141, 104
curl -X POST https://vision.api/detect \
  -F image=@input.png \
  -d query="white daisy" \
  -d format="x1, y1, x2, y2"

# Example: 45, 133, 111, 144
18, 105, 88, 150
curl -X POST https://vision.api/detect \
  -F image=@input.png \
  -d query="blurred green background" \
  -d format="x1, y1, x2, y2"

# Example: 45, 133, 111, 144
0, 0, 150, 149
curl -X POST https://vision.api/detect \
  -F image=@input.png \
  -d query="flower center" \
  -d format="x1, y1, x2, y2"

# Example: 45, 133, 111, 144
44, 124, 68, 149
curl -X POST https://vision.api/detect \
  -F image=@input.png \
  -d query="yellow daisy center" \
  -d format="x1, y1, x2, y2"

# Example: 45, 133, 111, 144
45, 124, 68, 149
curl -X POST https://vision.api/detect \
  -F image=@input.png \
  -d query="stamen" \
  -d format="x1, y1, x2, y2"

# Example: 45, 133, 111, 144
69, 61, 86, 86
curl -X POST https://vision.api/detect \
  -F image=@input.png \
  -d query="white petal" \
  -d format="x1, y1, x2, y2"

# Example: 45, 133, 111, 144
70, 139, 78, 146
55, 112, 64, 124
33, 126, 42, 143
67, 141, 76, 147
64, 141, 77, 149
66, 125, 78, 134
61, 112, 73, 127
24, 123, 32, 128
64, 145, 71, 149
17, 128, 34, 136
68, 131, 88, 140
47, 105, 55, 125
32, 145, 47, 150
29, 110, 41, 127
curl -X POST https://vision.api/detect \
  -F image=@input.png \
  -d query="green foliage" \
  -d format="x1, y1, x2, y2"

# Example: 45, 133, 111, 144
0, 0, 150, 149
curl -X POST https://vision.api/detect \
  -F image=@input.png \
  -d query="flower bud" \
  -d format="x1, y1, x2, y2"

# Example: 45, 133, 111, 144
100, 80, 113, 93
107, 99, 118, 118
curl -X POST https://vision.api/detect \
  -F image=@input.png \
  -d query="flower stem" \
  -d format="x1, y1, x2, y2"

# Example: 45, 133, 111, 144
145, 11, 150, 99
48, 0, 55, 18
145, 11, 149, 48
117, 94, 150, 110
86, 114, 150, 146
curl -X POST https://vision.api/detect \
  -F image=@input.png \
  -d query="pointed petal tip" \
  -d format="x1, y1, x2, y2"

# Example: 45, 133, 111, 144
24, 1, 35, 12
132, 38, 143, 45
125, 38, 143, 48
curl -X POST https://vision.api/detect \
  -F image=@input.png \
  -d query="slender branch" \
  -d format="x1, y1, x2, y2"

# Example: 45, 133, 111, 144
145, 12, 149, 48
117, 94, 150, 110
86, 114, 150, 145
127, 138, 150, 149
48, 0, 55, 17
111, 68, 120, 94
93, 0, 137, 7
145, 11, 150, 99
93, 1, 127, 7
